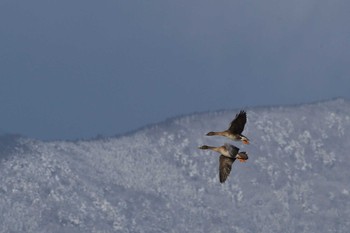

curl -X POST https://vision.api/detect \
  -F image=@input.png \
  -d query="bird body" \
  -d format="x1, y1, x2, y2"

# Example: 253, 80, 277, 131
206, 110, 249, 144
198, 143, 248, 183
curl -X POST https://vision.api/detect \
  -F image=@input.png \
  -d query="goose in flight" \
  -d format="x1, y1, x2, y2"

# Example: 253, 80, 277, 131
198, 143, 248, 183
206, 110, 249, 144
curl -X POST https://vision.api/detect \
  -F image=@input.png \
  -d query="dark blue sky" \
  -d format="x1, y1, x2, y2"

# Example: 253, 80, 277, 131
1, 0, 349, 140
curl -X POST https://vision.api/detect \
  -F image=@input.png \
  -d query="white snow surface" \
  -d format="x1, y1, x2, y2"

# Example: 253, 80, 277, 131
0, 99, 350, 233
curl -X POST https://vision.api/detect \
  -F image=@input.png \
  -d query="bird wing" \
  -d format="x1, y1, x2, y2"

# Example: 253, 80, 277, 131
219, 155, 236, 183
228, 110, 247, 134
224, 143, 239, 157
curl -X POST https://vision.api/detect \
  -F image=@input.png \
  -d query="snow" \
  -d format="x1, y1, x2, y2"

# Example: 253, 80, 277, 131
0, 98, 350, 232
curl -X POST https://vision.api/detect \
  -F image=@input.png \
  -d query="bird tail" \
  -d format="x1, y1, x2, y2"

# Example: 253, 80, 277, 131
198, 145, 215, 150
206, 131, 222, 136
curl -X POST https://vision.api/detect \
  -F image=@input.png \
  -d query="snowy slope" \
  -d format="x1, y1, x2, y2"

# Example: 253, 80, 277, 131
0, 99, 350, 233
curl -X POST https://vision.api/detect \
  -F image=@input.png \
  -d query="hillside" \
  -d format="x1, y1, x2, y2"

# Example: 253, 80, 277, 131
0, 99, 349, 233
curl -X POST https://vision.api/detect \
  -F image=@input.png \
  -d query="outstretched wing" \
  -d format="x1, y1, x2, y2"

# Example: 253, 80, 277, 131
219, 155, 235, 183
228, 110, 247, 134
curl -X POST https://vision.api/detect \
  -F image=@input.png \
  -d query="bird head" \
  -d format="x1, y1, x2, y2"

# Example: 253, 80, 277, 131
241, 136, 250, 144
236, 151, 248, 161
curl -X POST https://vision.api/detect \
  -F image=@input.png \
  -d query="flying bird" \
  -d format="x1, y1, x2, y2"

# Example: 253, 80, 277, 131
206, 110, 249, 144
198, 143, 248, 183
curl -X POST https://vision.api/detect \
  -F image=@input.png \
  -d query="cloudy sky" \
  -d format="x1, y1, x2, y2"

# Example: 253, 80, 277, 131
1, 0, 349, 140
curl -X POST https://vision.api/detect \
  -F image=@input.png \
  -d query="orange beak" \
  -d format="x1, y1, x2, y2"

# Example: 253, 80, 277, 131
242, 140, 249, 145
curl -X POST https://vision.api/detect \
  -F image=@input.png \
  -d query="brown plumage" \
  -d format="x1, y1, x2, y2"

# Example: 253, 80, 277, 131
198, 143, 248, 183
206, 110, 249, 144
219, 155, 235, 183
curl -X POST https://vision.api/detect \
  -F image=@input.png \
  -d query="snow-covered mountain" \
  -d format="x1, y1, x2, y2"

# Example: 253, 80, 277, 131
0, 99, 349, 233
